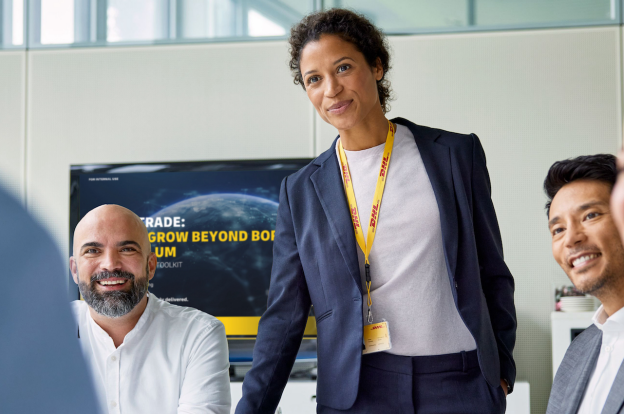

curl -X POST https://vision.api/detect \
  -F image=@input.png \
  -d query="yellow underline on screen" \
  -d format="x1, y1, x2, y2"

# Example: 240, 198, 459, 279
216, 316, 317, 337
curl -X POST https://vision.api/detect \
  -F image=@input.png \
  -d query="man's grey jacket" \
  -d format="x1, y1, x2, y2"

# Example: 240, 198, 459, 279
547, 325, 624, 414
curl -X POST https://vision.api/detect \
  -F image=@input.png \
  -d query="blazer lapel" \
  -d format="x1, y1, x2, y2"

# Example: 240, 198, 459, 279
560, 331, 602, 414
310, 118, 461, 292
310, 142, 362, 292
395, 118, 458, 280
601, 359, 624, 414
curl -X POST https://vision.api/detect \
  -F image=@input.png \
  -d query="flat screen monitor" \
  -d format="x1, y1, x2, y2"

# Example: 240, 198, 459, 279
69, 159, 317, 364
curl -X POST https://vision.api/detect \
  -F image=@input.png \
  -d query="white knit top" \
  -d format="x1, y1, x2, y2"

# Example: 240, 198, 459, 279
336, 124, 476, 356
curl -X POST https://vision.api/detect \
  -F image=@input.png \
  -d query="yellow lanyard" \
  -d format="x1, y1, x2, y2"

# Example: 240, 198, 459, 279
338, 120, 395, 323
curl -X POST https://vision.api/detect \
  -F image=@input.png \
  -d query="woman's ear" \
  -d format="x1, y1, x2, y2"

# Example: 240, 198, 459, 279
374, 57, 383, 81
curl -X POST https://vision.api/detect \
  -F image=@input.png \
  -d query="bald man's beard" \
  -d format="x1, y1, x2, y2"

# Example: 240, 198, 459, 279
78, 264, 149, 318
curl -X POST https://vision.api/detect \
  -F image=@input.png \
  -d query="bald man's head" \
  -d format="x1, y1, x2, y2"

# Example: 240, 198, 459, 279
73, 205, 150, 256
70, 205, 156, 319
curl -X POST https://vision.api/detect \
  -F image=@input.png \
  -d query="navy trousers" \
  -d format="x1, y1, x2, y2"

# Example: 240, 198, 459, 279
317, 350, 506, 414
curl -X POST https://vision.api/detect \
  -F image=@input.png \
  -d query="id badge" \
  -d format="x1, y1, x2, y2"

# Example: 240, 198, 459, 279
362, 320, 392, 355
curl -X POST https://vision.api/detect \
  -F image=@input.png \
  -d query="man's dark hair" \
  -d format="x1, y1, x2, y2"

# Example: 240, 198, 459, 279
288, 8, 393, 113
544, 154, 617, 217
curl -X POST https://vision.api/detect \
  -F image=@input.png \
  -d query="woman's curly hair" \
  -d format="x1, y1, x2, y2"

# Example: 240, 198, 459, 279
288, 9, 393, 114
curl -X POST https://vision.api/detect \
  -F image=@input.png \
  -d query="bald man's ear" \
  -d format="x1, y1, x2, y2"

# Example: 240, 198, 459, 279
69, 257, 79, 285
147, 252, 157, 281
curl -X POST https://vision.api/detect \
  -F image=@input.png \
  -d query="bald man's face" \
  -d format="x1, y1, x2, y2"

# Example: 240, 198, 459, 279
70, 206, 156, 318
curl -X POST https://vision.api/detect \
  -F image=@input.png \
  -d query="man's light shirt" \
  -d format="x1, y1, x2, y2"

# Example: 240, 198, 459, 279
577, 305, 624, 414
72, 294, 231, 414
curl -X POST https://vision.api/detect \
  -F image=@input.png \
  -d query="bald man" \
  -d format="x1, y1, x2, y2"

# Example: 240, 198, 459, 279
70, 205, 231, 414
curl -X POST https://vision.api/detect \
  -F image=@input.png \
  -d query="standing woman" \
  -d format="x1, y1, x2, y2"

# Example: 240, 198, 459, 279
236, 9, 516, 414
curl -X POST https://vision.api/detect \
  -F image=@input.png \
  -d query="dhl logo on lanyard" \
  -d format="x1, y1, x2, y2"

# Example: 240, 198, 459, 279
338, 120, 395, 323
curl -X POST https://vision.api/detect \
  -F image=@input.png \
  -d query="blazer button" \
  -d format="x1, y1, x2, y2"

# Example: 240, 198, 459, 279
454, 279, 458, 288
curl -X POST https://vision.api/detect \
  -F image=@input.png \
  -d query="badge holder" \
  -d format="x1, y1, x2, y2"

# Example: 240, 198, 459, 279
362, 319, 392, 355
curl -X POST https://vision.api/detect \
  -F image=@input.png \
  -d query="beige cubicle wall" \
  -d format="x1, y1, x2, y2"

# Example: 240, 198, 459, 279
0, 25, 621, 414
25, 41, 314, 251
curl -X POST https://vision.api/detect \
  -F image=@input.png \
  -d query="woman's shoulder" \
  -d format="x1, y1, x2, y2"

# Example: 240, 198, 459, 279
285, 158, 320, 183
284, 142, 339, 184
393, 118, 483, 166
278, 157, 323, 197
395, 117, 476, 154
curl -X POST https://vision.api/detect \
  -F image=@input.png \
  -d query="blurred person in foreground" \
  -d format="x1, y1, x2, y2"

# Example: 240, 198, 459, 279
0, 184, 100, 414
70, 204, 231, 414
545, 154, 624, 414
236, 8, 515, 414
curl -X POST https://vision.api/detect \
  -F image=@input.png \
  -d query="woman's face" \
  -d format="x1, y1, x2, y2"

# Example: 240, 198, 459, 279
299, 34, 383, 131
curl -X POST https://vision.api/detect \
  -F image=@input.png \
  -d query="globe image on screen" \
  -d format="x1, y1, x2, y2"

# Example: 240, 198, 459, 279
149, 193, 278, 317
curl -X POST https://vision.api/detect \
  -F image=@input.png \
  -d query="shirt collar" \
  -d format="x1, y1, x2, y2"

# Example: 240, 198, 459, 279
87, 307, 115, 351
125, 293, 155, 342
86, 293, 156, 350
592, 304, 624, 332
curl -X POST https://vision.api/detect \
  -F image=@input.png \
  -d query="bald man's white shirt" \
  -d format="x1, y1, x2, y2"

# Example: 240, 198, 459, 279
72, 294, 231, 414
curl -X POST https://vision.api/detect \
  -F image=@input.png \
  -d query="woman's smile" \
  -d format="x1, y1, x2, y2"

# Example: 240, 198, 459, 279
327, 100, 353, 115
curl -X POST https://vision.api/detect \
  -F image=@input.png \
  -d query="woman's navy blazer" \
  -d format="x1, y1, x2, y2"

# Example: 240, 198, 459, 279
235, 117, 517, 413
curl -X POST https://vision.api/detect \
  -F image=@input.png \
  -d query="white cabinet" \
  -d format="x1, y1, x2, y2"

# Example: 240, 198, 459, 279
551, 311, 595, 378
230, 381, 317, 414
507, 382, 530, 414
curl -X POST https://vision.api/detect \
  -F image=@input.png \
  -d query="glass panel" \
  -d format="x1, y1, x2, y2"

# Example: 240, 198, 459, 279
0, 0, 25, 48
22, 0, 620, 49
27, 0, 311, 48
324, 0, 469, 32
327, 0, 617, 33
248, 9, 287, 37
12, 0, 24, 45
107, 0, 168, 43
178, 0, 238, 39
40, 0, 75, 44
244, 0, 306, 36
475, 0, 615, 27
178, 0, 307, 40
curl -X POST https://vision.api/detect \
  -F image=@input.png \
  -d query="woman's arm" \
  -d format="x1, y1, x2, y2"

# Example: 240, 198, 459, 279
235, 176, 312, 414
